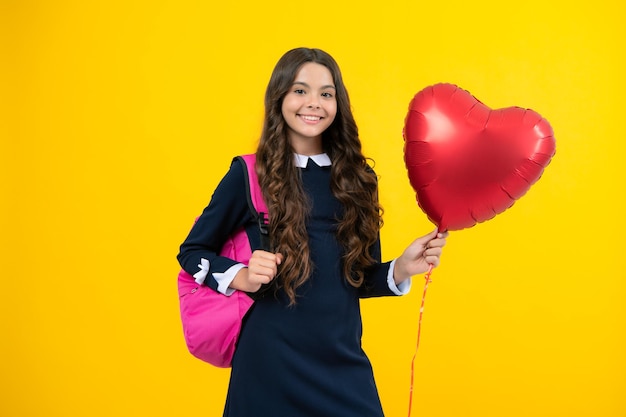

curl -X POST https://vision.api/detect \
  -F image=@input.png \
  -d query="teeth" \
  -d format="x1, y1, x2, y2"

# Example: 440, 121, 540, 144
301, 115, 321, 121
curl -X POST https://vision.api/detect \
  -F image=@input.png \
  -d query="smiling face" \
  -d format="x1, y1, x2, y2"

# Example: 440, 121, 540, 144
281, 62, 337, 155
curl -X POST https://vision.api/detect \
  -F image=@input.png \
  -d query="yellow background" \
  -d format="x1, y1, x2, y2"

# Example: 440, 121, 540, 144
2, 0, 624, 416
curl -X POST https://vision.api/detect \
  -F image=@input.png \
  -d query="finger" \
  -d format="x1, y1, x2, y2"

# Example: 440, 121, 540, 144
414, 229, 439, 247
426, 231, 448, 248
252, 250, 279, 261
251, 251, 283, 270
249, 266, 276, 284
425, 255, 440, 267
424, 248, 443, 264
426, 247, 442, 257
250, 259, 278, 276
428, 237, 447, 249
266, 252, 283, 266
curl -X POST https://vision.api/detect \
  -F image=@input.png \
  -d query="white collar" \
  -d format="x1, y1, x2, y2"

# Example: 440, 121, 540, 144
293, 153, 332, 168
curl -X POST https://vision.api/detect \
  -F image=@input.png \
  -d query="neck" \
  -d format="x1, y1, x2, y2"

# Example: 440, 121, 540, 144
289, 137, 323, 156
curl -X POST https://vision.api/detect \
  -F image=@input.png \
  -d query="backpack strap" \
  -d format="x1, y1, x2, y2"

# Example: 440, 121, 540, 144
236, 154, 270, 252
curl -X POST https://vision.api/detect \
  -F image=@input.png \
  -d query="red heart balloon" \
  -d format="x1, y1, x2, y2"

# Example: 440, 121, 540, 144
403, 83, 556, 231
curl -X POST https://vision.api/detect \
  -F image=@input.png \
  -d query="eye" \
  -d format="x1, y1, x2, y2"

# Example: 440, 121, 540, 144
321, 92, 334, 98
293, 89, 306, 95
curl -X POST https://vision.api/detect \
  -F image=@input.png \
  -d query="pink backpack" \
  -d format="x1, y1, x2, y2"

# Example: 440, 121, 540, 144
177, 154, 268, 367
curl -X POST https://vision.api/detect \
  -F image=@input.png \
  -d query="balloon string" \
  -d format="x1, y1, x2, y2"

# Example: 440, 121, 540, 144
407, 263, 434, 417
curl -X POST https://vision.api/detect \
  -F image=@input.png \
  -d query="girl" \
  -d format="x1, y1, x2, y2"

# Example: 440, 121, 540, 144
177, 47, 448, 417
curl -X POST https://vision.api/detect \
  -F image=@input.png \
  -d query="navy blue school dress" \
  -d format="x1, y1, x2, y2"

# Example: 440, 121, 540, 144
178, 156, 405, 417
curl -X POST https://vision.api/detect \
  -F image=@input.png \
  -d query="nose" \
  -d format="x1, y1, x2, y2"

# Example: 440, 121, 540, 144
307, 96, 321, 109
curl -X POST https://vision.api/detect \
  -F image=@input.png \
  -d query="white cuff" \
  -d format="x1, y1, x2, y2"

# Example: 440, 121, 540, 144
193, 258, 210, 284
387, 259, 411, 295
213, 263, 246, 296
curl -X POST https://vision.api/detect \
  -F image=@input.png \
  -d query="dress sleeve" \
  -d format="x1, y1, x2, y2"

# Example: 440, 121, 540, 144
358, 166, 408, 298
358, 235, 405, 298
177, 158, 253, 292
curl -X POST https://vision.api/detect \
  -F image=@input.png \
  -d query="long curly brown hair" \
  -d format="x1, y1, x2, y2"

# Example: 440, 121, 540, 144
256, 48, 383, 305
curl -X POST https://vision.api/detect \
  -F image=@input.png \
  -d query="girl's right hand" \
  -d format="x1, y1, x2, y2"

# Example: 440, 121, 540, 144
231, 250, 283, 293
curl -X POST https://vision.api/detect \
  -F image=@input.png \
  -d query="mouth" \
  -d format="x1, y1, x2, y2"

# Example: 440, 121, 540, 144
298, 114, 323, 122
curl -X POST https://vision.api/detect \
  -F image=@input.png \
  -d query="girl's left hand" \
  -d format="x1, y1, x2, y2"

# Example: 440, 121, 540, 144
393, 229, 448, 284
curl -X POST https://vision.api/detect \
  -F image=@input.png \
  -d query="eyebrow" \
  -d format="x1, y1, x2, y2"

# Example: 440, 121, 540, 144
292, 81, 336, 90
